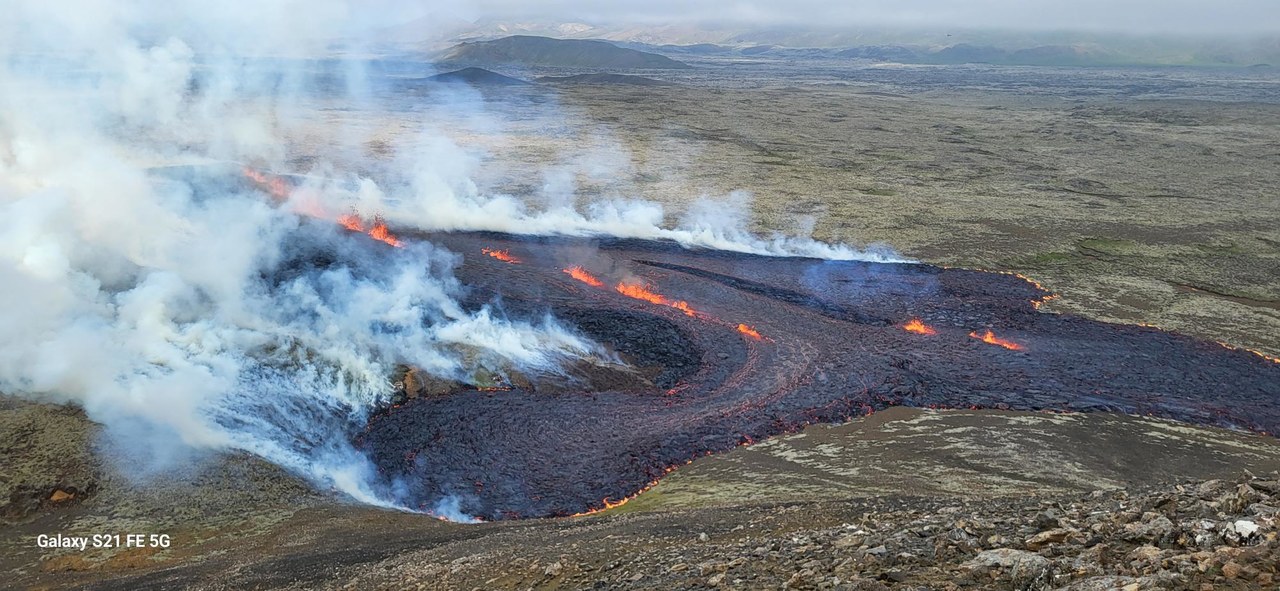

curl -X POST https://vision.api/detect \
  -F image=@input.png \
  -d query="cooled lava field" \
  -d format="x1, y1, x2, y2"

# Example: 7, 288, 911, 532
355, 230, 1280, 521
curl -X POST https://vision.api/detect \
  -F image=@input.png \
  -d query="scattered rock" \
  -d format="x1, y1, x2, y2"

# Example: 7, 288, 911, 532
1025, 527, 1075, 550
543, 561, 562, 577
1228, 519, 1258, 538
48, 490, 73, 503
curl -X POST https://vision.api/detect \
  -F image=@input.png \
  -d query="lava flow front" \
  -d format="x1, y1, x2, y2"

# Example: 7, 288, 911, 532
482, 247, 521, 263
564, 266, 605, 287
970, 329, 1023, 350
903, 318, 937, 335
357, 232, 1280, 521
244, 168, 404, 247
615, 282, 697, 317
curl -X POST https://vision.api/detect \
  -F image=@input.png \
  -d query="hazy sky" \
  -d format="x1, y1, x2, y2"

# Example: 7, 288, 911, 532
450, 0, 1280, 35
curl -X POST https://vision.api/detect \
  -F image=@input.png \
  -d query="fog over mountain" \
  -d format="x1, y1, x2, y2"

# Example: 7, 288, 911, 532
421, 0, 1277, 36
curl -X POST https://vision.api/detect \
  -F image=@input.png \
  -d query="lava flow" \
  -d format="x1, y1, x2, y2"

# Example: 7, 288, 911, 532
616, 282, 697, 317
482, 248, 521, 264
243, 168, 402, 247
358, 232, 1280, 521
564, 266, 605, 287
367, 218, 403, 247
242, 167, 290, 200
737, 324, 762, 340
337, 213, 364, 232
339, 213, 402, 248
903, 318, 938, 335
970, 329, 1023, 350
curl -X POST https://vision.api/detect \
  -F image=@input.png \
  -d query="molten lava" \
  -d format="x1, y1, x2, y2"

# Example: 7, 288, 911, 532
334, 213, 403, 248
670, 301, 696, 316
564, 266, 604, 287
572, 496, 630, 516
368, 216, 403, 248
242, 167, 290, 200
569, 463, 686, 517
903, 318, 937, 335
970, 329, 1023, 350
615, 282, 697, 317
737, 324, 762, 340
363, 233, 1280, 521
1032, 294, 1061, 311
337, 213, 364, 232
243, 168, 403, 248
482, 248, 521, 264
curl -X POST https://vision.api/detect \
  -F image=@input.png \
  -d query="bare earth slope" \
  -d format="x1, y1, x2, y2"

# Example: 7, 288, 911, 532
5, 405, 1279, 590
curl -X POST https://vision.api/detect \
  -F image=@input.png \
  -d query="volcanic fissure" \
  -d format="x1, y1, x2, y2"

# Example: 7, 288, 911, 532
348, 230, 1280, 521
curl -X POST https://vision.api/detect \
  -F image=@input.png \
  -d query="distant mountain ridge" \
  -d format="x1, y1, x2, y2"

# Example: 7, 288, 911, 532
624, 40, 1279, 67
440, 35, 691, 69
427, 67, 528, 85
385, 19, 1280, 67
535, 73, 673, 86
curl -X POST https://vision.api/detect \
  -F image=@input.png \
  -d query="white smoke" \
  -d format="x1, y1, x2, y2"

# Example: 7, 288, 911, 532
429, 494, 482, 524
0, 0, 900, 512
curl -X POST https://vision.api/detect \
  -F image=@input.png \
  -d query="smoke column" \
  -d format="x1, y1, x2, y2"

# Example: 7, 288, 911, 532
0, 0, 898, 514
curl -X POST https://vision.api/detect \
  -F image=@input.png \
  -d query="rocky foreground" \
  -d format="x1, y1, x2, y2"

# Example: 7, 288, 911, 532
5, 407, 1280, 590
301, 472, 1273, 591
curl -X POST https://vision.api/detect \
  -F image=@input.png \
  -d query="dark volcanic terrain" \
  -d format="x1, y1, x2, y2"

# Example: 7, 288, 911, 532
440, 35, 692, 70
358, 232, 1280, 520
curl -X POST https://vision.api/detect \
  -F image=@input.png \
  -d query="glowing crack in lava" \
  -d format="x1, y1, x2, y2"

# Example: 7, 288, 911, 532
616, 282, 697, 317
564, 266, 605, 287
903, 318, 938, 335
571, 496, 630, 516
242, 168, 403, 248
358, 233, 1280, 521
366, 217, 403, 248
337, 213, 364, 232
482, 248, 521, 264
736, 324, 762, 340
970, 329, 1024, 351
242, 167, 290, 200
337, 213, 403, 248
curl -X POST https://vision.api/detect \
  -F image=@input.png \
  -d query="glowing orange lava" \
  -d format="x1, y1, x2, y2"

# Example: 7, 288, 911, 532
583, 497, 629, 513
563, 266, 604, 287
737, 324, 762, 340
615, 282, 696, 316
368, 217, 403, 248
903, 318, 937, 335
242, 167, 290, 200
570, 464, 683, 517
943, 265, 1061, 314
243, 168, 403, 248
337, 213, 364, 232
1032, 294, 1061, 310
970, 329, 1023, 350
615, 282, 665, 305
482, 248, 521, 264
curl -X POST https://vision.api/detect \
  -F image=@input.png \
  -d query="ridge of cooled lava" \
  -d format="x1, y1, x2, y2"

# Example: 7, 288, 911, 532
356, 230, 1280, 521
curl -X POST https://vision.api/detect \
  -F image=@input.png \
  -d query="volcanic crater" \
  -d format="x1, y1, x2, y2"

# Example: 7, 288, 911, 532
356, 231, 1280, 521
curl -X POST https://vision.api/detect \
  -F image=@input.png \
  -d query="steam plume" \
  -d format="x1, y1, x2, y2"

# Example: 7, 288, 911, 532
0, 0, 898, 515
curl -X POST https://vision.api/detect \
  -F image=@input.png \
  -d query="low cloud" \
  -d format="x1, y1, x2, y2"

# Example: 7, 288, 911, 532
455, 0, 1278, 36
